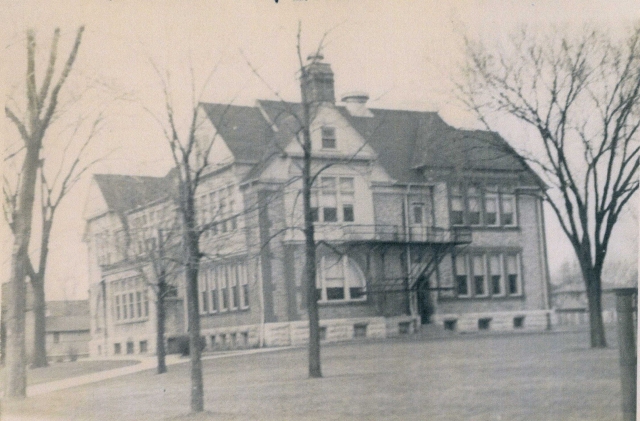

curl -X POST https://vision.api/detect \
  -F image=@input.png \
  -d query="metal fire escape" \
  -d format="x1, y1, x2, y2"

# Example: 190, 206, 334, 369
337, 224, 472, 294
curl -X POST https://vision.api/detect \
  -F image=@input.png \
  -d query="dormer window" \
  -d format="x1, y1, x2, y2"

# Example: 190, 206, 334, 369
321, 127, 336, 149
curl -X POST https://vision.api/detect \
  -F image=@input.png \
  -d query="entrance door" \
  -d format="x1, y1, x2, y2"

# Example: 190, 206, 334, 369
416, 276, 433, 324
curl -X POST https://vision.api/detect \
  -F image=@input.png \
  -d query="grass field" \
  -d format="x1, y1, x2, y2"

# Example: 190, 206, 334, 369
3, 328, 624, 421
24, 360, 139, 386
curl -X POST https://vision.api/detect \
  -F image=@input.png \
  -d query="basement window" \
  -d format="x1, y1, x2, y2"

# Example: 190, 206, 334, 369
353, 323, 368, 338
444, 319, 457, 331
513, 316, 525, 329
478, 318, 492, 331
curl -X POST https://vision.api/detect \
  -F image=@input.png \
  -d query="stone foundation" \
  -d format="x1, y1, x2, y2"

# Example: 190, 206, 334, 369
433, 310, 552, 333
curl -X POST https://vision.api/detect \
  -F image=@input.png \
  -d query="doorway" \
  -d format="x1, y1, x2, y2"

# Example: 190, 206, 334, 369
416, 276, 434, 324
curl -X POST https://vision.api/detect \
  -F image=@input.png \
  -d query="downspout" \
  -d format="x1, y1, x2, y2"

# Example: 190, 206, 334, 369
101, 278, 108, 355
257, 256, 265, 347
403, 184, 416, 319
537, 194, 553, 328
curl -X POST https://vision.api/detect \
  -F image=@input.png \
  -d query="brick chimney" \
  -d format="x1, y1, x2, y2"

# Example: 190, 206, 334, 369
300, 54, 335, 105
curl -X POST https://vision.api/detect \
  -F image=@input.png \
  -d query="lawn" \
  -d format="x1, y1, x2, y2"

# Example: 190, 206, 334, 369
2, 328, 624, 421
24, 359, 139, 386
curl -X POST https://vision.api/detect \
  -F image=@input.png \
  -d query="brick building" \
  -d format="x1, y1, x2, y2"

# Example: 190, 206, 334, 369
83, 57, 552, 357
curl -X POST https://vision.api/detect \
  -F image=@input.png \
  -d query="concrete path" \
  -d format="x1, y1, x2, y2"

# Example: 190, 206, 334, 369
26, 347, 293, 397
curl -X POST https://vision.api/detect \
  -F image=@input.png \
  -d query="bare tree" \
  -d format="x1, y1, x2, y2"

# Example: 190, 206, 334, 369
457, 25, 640, 348
4, 114, 104, 368
243, 31, 326, 378
243, 24, 373, 378
127, 223, 182, 374
144, 61, 222, 412
3, 26, 84, 398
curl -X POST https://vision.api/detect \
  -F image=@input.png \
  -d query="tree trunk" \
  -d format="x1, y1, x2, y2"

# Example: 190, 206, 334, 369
182, 189, 204, 412
156, 279, 167, 374
31, 277, 48, 367
301, 98, 322, 379
577, 251, 607, 348
185, 234, 203, 412
585, 271, 607, 348
6, 145, 41, 399
31, 212, 53, 368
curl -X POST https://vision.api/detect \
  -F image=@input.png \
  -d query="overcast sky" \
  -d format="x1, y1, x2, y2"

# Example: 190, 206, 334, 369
1, 0, 639, 300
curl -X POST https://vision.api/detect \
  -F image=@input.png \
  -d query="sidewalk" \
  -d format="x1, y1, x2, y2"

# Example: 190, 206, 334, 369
26, 346, 293, 397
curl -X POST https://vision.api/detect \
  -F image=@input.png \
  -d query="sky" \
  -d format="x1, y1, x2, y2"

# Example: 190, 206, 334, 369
1, 0, 639, 300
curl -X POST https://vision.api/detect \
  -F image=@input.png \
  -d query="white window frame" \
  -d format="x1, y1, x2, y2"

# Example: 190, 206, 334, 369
113, 277, 148, 323
472, 255, 488, 297
321, 126, 336, 149
484, 192, 500, 226
467, 187, 482, 226
199, 268, 209, 315
501, 193, 517, 227
312, 176, 356, 224
316, 254, 366, 303
219, 265, 229, 312
505, 253, 522, 295
450, 186, 465, 226
488, 254, 504, 296
229, 264, 239, 310
454, 254, 470, 297
239, 263, 249, 309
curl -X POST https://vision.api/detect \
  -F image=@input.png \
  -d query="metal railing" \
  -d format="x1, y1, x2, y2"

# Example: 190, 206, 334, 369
340, 224, 472, 244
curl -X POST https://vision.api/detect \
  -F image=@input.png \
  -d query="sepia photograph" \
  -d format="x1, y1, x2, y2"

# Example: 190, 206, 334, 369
0, 1, 638, 420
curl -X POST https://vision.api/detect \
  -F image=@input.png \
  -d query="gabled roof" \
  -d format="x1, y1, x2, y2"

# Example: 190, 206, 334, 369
93, 99, 540, 215
250, 101, 535, 184
93, 173, 174, 214
200, 103, 277, 164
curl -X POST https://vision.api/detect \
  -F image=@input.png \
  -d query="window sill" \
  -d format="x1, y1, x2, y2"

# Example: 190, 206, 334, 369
318, 299, 368, 306
440, 294, 524, 301
201, 307, 250, 316
452, 224, 520, 230
115, 318, 149, 325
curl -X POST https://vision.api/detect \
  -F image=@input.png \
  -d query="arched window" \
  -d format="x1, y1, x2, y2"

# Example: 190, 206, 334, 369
316, 252, 366, 302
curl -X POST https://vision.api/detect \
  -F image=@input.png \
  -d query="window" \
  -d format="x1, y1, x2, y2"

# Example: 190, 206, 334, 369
450, 186, 464, 225
204, 185, 240, 237
53, 332, 60, 344
321, 126, 336, 149
502, 194, 516, 226
484, 188, 499, 226
506, 254, 520, 295
489, 255, 503, 295
96, 232, 111, 266
472, 255, 486, 296
199, 261, 249, 314
240, 263, 250, 308
199, 269, 209, 314
312, 177, 356, 223
112, 277, 149, 322
467, 187, 481, 225
454, 252, 522, 298
210, 268, 219, 313
126, 341, 134, 354
412, 203, 424, 224
136, 291, 143, 318
316, 252, 366, 302
230, 264, 239, 309
220, 266, 229, 311
139, 340, 148, 353
450, 184, 518, 228
114, 343, 121, 355
454, 255, 469, 296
